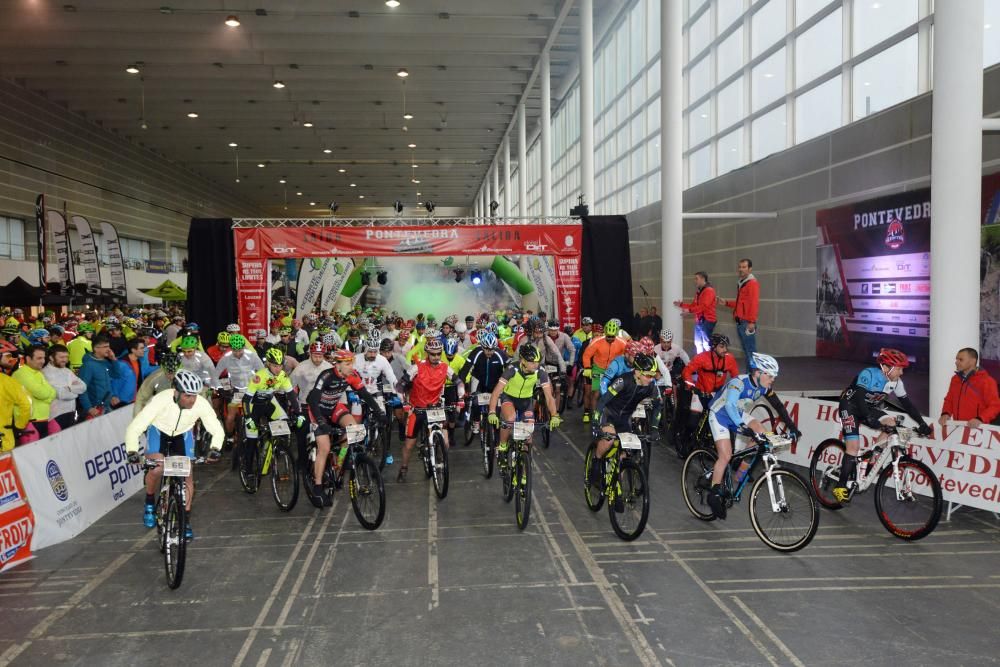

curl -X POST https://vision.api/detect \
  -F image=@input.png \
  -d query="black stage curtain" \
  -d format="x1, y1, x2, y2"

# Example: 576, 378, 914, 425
186, 218, 237, 344
580, 215, 634, 325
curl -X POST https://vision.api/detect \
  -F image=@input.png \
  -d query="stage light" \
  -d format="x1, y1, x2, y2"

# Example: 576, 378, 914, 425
377, 270, 387, 285
303, 122, 313, 128
453, 269, 464, 283
386, 0, 400, 7
470, 270, 482, 286
126, 64, 140, 74
393, 200, 404, 214
424, 201, 436, 214
361, 271, 371, 286
403, 113, 414, 120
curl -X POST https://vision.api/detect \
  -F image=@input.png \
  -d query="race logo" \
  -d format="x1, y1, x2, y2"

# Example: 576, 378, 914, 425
564, 235, 574, 247
245, 238, 256, 251
0, 470, 23, 510
46, 460, 69, 502
884, 215, 905, 250
0, 517, 32, 564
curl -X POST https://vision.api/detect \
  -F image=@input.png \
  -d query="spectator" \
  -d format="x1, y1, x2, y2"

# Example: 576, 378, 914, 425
165, 315, 184, 344
0, 341, 30, 451
13, 345, 57, 440
67, 321, 95, 371
112, 338, 153, 406
649, 306, 663, 335
105, 322, 128, 357
43, 344, 86, 430
674, 271, 717, 353
78, 334, 124, 419
938, 348, 1000, 428
720, 258, 760, 372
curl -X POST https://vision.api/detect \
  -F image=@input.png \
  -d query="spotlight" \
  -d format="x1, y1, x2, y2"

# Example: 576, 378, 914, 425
125, 64, 141, 74
424, 201, 436, 214
403, 113, 414, 120
393, 200, 404, 214
470, 270, 482, 286
329, 201, 339, 213
273, 80, 286, 89
377, 270, 388, 285
361, 271, 371, 286
386, 0, 400, 6
489, 200, 499, 216
225, 14, 240, 27
453, 269, 464, 283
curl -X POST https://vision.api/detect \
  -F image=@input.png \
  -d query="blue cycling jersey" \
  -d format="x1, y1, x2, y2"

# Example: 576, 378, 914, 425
708, 375, 768, 430
849, 366, 906, 405
600, 355, 632, 394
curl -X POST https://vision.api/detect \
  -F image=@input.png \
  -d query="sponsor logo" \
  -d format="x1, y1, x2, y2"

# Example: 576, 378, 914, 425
273, 245, 298, 254
861, 283, 869, 294
0, 470, 23, 510
564, 235, 574, 247
46, 460, 69, 502
0, 517, 31, 564
884, 216, 905, 250
525, 241, 548, 252
853, 201, 930, 230
85, 443, 141, 500
245, 238, 256, 251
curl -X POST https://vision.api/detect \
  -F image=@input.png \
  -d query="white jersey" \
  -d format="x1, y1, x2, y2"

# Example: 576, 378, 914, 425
290, 359, 332, 397
216, 350, 264, 390
654, 343, 690, 372
354, 353, 398, 393
180, 351, 219, 388
125, 389, 225, 454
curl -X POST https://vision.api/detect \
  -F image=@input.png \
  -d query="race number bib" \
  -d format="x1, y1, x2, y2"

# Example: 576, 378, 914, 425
426, 408, 446, 423
162, 456, 191, 477
618, 433, 642, 450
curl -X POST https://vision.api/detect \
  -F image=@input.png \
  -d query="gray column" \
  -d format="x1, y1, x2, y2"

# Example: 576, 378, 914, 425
540, 50, 553, 218
661, 0, 684, 340
491, 160, 500, 218
503, 135, 512, 218
929, 0, 984, 414
580, 0, 595, 208
517, 103, 528, 218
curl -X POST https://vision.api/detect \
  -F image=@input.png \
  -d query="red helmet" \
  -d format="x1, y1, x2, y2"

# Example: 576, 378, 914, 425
309, 341, 325, 355
877, 348, 909, 368
626, 340, 643, 357
639, 336, 656, 355
332, 349, 355, 363
0, 340, 18, 355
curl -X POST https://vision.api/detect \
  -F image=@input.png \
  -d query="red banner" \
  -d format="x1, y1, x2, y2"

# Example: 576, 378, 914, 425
0, 454, 35, 571
234, 224, 583, 329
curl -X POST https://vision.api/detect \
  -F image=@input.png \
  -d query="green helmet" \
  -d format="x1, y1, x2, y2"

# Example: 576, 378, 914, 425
264, 347, 284, 365
179, 335, 199, 350
604, 320, 620, 337
78, 322, 95, 334
229, 334, 246, 350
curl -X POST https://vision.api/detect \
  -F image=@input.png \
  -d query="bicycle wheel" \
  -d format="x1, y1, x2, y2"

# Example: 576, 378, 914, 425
558, 382, 568, 414
809, 438, 847, 510
874, 457, 942, 540
515, 448, 533, 530
536, 401, 551, 449
430, 431, 449, 499
480, 421, 495, 479
681, 449, 718, 521
239, 440, 260, 494
270, 440, 299, 511
574, 378, 584, 408
501, 445, 515, 503
163, 491, 186, 589
368, 423, 388, 470
583, 442, 605, 512
155, 489, 167, 554
463, 413, 474, 447
608, 459, 649, 541
350, 454, 386, 530
748, 469, 819, 552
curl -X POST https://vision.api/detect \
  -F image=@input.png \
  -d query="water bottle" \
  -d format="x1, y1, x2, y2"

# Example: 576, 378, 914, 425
735, 459, 752, 485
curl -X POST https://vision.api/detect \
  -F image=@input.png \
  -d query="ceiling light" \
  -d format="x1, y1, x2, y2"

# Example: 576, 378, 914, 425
338, 168, 346, 173
323, 148, 332, 154
279, 179, 286, 183
225, 14, 240, 27
408, 143, 416, 148
228, 142, 238, 148
359, 195, 365, 199
412, 179, 420, 184
187, 112, 199, 118
350, 183, 357, 187
303, 122, 313, 128
397, 68, 409, 78
125, 65, 140, 74
412, 164, 418, 168
763, 73, 774, 78
386, 0, 400, 7
273, 80, 286, 89
309, 201, 316, 206
416, 192, 421, 196
403, 113, 414, 120
296, 191, 303, 196
257, 163, 265, 168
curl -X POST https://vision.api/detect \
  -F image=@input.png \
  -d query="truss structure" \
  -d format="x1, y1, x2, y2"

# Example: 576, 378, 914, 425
231, 216, 580, 228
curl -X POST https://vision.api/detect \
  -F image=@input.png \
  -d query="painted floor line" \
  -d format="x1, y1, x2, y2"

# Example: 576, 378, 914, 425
714, 583, 1000, 594
731, 596, 806, 667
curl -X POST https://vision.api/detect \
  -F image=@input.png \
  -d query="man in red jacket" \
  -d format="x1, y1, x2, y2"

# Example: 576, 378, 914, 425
938, 348, 1000, 428
720, 258, 760, 371
675, 333, 739, 456
673, 271, 717, 353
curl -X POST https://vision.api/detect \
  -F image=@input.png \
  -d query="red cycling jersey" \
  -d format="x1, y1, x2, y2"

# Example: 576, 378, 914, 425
407, 360, 453, 408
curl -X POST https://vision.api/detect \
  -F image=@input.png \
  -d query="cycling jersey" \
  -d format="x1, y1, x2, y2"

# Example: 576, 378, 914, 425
289, 358, 332, 398
125, 388, 224, 455
582, 337, 626, 372
243, 367, 299, 421
707, 374, 796, 441
216, 350, 264, 391
654, 342, 690, 373
405, 359, 457, 408
353, 353, 398, 394
839, 366, 925, 438
681, 350, 740, 396
179, 351, 219, 389
497, 364, 551, 400
460, 348, 510, 393
595, 372, 659, 431
132, 368, 174, 415
306, 368, 381, 429
547, 332, 577, 366
600, 355, 669, 394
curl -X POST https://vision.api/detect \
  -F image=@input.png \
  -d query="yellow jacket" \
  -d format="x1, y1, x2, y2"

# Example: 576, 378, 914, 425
0, 374, 31, 452
13, 365, 57, 421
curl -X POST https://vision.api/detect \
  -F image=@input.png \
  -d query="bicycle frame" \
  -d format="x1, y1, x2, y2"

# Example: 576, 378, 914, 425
724, 433, 793, 509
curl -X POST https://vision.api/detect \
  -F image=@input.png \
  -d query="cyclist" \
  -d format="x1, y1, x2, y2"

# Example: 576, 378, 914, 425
306, 349, 385, 506
487, 345, 562, 461
581, 320, 626, 424
242, 348, 303, 455
678, 333, 739, 453
67, 321, 95, 371
831, 348, 932, 504
600, 338, 658, 394
178, 335, 219, 389
125, 370, 224, 539
206, 332, 232, 364
134, 351, 182, 414
354, 333, 398, 395
440, 336, 469, 443
702, 353, 800, 520
397, 336, 462, 483
216, 334, 264, 440
343, 328, 364, 354
458, 331, 509, 437
653, 329, 690, 379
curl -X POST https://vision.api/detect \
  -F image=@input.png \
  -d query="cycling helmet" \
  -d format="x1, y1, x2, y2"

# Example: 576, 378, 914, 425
364, 333, 381, 351
160, 351, 181, 373
639, 336, 656, 355
455, 322, 467, 335
478, 331, 498, 350
321, 333, 337, 347
226, 323, 240, 333
750, 352, 780, 377
709, 333, 730, 348
519, 344, 541, 363
581, 316, 594, 325
0, 340, 17, 356
626, 340, 643, 357
424, 337, 444, 354
179, 335, 199, 350
443, 337, 459, 356
28, 329, 49, 344
229, 334, 246, 350
264, 347, 284, 365
347, 328, 360, 338
660, 329, 673, 342
105, 316, 119, 325
609, 318, 621, 328
379, 338, 394, 352
547, 319, 559, 331
877, 348, 910, 368
78, 322, 95, 334
633, 353, 656, 374
604, 320, 620, 337
592, 323, 604, 335
292, 319, 302, 328
309, 341, 325, 355
49, 325, 64, 337
254, 329, 267, 339
173, 370, 203, 395
332, 349, 355, 363
278, 326, 292, 336
485, 321, 499, 335
186, 322, 200, 333
216, 332, 231, 345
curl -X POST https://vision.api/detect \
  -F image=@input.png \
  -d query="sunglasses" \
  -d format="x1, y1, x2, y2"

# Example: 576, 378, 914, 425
639, 371, 657, 378
426, 352, 442, 357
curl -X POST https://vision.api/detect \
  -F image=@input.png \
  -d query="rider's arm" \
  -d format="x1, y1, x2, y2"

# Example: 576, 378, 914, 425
193, 395, 225, 451
721, 379, 746, 427
895, 391, 930, 429
595, 375, 624, 414
124, 390, 164, 454
581, 339, 596, 369
378, 356, 399, 387
764, 389, 799, 434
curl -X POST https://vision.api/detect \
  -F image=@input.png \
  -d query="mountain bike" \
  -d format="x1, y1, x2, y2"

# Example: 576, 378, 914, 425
413, 405, 451, 500
682, 431, 819, 552
676, 392, 716, 459
143, 454, 190, 589
238, 417, 299, 511
497, 420, 543, 530
809, 417, 942, 540
534, 377, 558, 449
583, 430, 652, 541
629, 398, 658, 477
303, 423, 386, 529
362, 389, 392, 470
473, 392, 498, 478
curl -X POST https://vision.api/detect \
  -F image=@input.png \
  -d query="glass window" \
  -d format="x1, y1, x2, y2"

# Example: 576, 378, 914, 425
0, 216, 21, 260
689, 99, 713, 147
647, 94, 661, 137
688, 55, 713, 102
752, 0, 787, 58
687, 0, 709, 19
689, 11, 712, 60
646, 135, 660, 171
647, 0, 661, 60
717, 77, 745, 130
986, 3, 1000, 68
718, 0, 746, 33
630, 2, 646, 75
689, 145, 712, 186
646, 59, 660, 101
795, 75, 842, 142
718, 127, 746, 174
717, 26, 744, 83
617, 28, 629, 91
751, 104, 787, 160
632, 146, 647, 181
795, 0, 831, 26
796, 8, 842, 86
852, 34, 918, 119
751, 47, 786, 111
853, 0, 917, 55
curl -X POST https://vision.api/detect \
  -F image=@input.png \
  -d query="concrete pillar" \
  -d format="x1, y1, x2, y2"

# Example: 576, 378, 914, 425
540, 51, 553, 218
661, 0, 684, 341
580, 0, 595, 208
491, 160, 500, 218
518, 103, 528, 218
929, 0, 984, 414
503, 135, 512, 218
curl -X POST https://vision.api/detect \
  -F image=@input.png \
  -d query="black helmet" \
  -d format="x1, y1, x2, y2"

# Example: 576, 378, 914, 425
379, 338, 394, 352
709, 333, 730, 348
519, 344, 541, 363
633, 353, 656, 373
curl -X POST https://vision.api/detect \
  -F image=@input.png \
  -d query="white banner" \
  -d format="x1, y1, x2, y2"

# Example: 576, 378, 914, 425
12, 410, 143, 550
321, 258, 355, 312
71, 215, 103, 296
349, 285, 367, 309
46, 210, 75, 294
524, 256, 555, 317
765, 395, 1000, 513
296, 258, 331, 316
100, 221, 128, 299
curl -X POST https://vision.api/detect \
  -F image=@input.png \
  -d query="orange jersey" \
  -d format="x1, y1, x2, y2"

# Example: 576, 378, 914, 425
582, 336, 626, 370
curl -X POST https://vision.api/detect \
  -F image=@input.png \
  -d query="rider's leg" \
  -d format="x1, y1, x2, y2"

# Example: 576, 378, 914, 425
497, 401, 515, 454
314, 433, 331, 485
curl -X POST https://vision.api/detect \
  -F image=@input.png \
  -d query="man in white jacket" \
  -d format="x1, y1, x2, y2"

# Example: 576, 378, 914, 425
43, 344, 86, 430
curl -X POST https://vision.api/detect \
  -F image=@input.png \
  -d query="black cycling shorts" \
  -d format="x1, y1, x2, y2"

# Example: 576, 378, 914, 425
838, 400, 884, 440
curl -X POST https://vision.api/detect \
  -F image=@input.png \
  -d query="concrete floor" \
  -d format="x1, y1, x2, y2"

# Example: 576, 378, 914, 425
2, 417, 998, 667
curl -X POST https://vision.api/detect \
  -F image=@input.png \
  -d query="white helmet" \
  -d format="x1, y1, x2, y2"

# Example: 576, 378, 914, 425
226, 323, 240, 333
750, 353, 780, 377
173, 369, 204, 395
660, 328, 673, 341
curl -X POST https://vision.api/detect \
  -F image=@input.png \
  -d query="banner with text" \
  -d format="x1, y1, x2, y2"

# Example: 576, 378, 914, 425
320, 257, 355, 313
72, 215, 103, 297
0, 454, 35, 572
46, 210, 75, 296
34, 195, 47, 290
295, 258, 331, 316
100, 221, 128, 300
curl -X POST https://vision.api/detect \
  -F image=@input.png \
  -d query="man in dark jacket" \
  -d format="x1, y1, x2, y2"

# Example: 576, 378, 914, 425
78, 335, 124, 418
